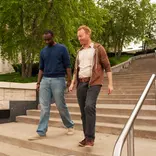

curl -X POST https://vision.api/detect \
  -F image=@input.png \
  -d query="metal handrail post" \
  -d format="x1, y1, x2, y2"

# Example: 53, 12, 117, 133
127, 125, 134, 156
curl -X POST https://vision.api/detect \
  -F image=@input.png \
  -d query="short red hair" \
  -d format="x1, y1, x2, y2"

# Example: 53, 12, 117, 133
77, 25, 92, 35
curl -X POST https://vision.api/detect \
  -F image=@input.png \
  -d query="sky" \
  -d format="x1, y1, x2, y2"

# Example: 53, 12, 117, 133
151, 0, 156, 3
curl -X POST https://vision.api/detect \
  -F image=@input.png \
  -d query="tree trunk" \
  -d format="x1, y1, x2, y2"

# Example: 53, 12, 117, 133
21, 52, 26, 78
28, 63, 33, 77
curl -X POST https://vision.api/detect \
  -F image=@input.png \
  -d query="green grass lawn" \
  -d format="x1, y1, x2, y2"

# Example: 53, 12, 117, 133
109, 55, 132, 66
0, 55, 132, 83
0, 72, 37, 83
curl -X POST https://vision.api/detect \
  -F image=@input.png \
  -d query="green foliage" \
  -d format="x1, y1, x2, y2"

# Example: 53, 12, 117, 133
0, 72, 37, 83
0, 0, 156, 79
109, 55, 132, 66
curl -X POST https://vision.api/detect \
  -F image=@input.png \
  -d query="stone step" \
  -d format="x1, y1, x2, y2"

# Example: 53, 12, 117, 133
100, 81, 150, 84
71, 86, 155, 91
110, 75, 151, 79
103, 77, 151, 81
65, 99, 155, 105
27, 110, 156, 126
112, 72, 153, 76
104, 79, 152, 83
101, 86, 155, 89
68, 89, 155, 94
37, 104, 156, 117
16, 116, 156, 140
105, 77, 151, 81
65, 93, 155, 99
104, 75, 151, 79
0, 142, 53, 156
91, 80, 154, 85
100, 85, 150, 88
0, 123, 156, 156
103, 80, 151, 84
0, 122, 111, 156
111, 73, 152, 77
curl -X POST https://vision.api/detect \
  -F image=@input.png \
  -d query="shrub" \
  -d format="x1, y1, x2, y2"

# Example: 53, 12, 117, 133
12, 63, 39, 76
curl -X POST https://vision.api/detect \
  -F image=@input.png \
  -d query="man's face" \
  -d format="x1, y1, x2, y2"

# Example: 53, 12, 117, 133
77, 29, 90, 45
43, 33, 53, 45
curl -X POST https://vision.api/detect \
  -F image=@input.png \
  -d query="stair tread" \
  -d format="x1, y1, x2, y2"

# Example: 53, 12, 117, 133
0, 142, 53, 156
28, 109, 156, 120
0, 122, 118, 156
66, 97, 155, 100
2, 122, 156, 156
66, 93, 155, 95
50, 103, 156, 110
65, 98, 155, 100
17, 115, 156, 131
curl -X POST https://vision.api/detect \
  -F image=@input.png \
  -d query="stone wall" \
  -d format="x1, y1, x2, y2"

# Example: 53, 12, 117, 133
0, 82, 36, 110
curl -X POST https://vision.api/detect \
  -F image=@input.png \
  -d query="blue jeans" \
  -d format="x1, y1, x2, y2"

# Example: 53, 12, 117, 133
37, 77, 74, 136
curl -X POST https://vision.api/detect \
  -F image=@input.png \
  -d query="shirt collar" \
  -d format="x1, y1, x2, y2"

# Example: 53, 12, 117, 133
89, 42, 94, 48
81, 42, 94, 49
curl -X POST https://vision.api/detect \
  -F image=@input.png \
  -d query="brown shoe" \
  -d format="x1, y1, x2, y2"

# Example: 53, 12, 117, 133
79, 138, 86, 147
85, 139, 94, 147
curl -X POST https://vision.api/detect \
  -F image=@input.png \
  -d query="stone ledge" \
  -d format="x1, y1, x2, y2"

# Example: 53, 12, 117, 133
0, 82, 36, 89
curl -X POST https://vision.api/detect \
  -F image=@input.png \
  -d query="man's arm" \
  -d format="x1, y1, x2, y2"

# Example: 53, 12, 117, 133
66, 68, 72, 87
98, 45, 113, 94
98, 45, 111, 72
36, 50, 44, 91
68, 73, 76, 92
68, 53, 79, 92
36, 70, 43, 91
37, 70, 43, 84
71, 74, 76, 85
106, 72, 113, 94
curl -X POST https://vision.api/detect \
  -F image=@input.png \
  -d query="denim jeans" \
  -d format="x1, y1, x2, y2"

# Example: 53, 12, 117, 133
77, 82, 101, 140
37, 77, 74, 136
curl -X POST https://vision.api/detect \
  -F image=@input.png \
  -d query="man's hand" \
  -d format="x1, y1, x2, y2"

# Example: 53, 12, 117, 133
67, 80, 71, 88
68, 83, 74, 92
36, 83, 40, 92
108, 84, 113, 95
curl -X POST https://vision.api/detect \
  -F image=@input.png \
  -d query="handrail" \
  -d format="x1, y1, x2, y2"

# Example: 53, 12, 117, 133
113, 74, 156, 156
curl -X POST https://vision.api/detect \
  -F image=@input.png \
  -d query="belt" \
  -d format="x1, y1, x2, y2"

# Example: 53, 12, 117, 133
79, 77, 90, 83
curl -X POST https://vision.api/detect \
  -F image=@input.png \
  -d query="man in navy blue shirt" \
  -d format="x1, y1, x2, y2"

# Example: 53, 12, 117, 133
28, 30, 74, 141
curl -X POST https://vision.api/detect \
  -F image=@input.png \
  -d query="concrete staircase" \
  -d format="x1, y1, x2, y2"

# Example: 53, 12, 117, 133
0, 56, 156, 156
17, 73, 156, 139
